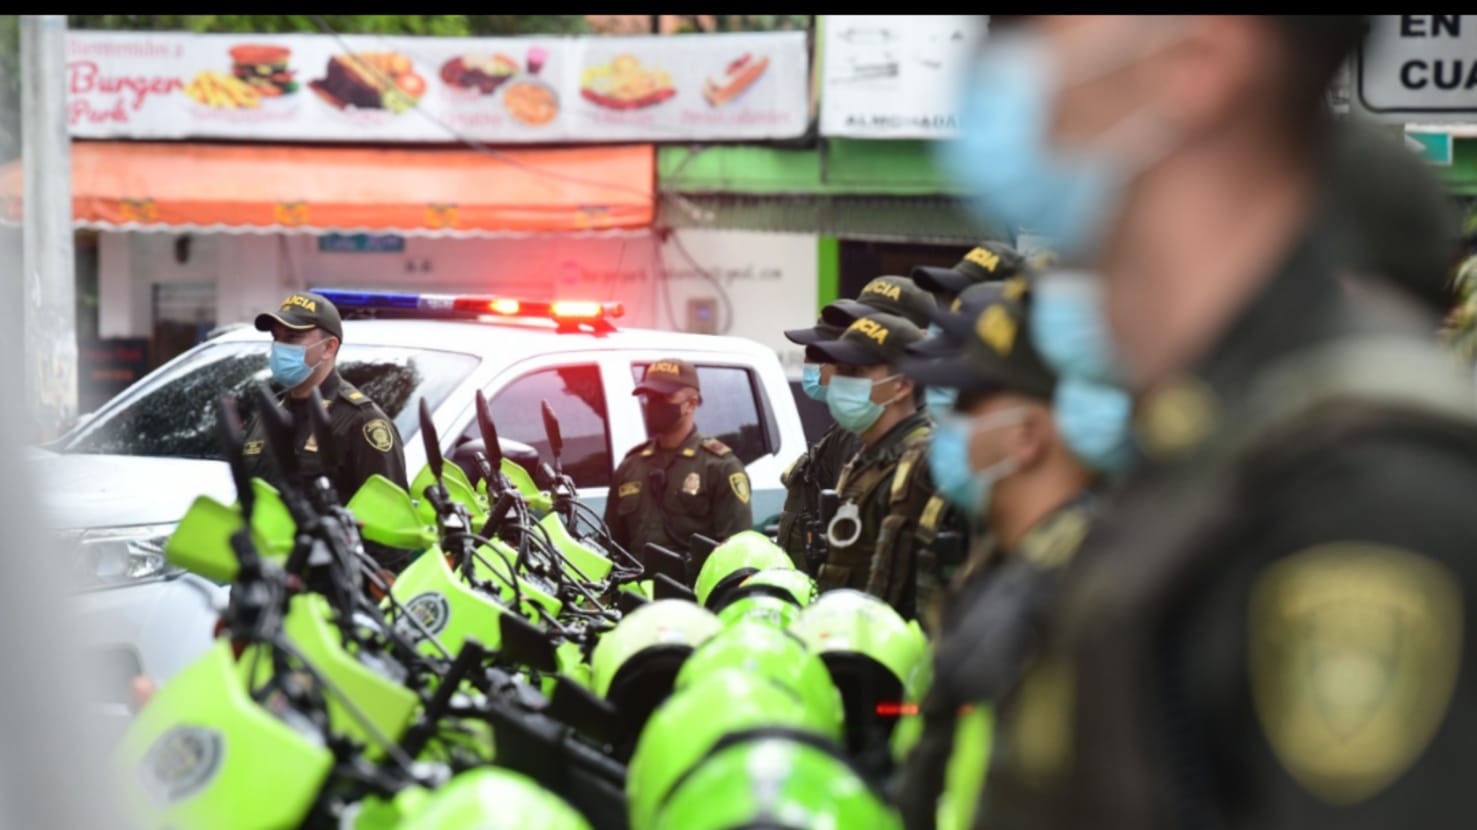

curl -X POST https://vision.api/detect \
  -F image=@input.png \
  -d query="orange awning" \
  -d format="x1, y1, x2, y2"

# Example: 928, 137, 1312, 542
0, 141, 655, 236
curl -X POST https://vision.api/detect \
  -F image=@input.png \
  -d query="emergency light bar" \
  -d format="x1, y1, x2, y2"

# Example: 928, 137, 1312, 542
311, 289, 624, 331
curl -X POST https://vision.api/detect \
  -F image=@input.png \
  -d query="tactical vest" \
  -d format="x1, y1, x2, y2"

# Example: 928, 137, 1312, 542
778, 425, 859, 569
982, 336, 1477, 829
818, 420, 935, 613
775, 449, 813, 564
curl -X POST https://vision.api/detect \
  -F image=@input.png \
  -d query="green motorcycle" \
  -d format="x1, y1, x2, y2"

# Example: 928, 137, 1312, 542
123, 388, 631, 829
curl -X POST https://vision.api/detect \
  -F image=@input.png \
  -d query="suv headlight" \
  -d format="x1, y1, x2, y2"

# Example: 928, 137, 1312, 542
70, 524, 182, 588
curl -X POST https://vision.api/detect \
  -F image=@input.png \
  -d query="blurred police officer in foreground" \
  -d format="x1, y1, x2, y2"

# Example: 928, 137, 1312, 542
944, 15, 1477, 829
894, 279, 1131, 829
246, 291, 408, 500
806, 311, 944, 619
606, 359, 752, 577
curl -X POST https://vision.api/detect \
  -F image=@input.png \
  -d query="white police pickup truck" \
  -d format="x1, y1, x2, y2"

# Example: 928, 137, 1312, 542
44, 290, 807, 741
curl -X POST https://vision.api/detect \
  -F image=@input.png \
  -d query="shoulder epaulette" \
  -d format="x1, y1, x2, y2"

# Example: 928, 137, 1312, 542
339, 383, 375, 408
701, 438, 732, 457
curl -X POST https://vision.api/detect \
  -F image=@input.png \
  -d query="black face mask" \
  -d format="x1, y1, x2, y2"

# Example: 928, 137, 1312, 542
642, 396, 685, 437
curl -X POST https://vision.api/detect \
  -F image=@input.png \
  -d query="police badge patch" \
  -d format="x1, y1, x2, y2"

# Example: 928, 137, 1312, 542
364, 419, 395, 453
139, 725, 225, 805
395, 591, 451, 641
1249, 542, 1462, 805
682, 472, 702, 496
729, 472, 750, 504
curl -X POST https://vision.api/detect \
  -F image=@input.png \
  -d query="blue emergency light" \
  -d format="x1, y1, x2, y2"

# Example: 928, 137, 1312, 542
311, 288, 624, 330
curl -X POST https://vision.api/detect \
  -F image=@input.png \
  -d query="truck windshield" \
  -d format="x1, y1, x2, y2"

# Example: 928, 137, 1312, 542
60, 341, 480, 460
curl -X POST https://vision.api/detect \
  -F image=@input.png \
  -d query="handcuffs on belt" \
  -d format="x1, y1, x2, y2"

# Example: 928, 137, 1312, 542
826, 500, 863, 549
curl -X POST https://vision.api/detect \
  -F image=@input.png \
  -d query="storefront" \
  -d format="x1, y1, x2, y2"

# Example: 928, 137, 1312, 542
2, 27, 819, 399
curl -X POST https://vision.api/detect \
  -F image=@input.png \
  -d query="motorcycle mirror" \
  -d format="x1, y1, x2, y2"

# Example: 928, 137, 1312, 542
653, 573, 698, 603
614, 590, 649, 616
540, 400, 564, 457
548, 675, 621, 747
418, 397, 444, 484
253, 380, 299, 477
498, 613, 559, 674
642, 543, 688, 587
475, 389, 504, 469
305, 387, 338, 462
218, 395, 255, 522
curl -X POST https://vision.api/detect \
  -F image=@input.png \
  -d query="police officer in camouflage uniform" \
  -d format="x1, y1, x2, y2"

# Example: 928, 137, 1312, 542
957, 15, 1477, 830
806, 311, 942, 619
244, 291, 408, 503
605, 359, 753, 579
776, 315, 861, 569
776, 276, 939, 571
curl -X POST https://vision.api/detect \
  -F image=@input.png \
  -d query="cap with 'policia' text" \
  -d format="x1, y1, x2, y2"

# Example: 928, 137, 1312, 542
805, 311, 925, 368
821, 276, 938, 331
634, 358, 701, 397
900, 281, 1056, 400
911, 241, 1027, 296
255, 291, 345, 342
783, 315, 847, 347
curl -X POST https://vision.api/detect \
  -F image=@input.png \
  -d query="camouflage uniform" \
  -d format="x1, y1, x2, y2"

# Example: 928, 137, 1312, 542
775, 423, 860, 570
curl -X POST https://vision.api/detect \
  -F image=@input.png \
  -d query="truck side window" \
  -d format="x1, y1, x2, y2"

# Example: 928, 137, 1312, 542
479, 365, 612, 489
630, 363, 774, 465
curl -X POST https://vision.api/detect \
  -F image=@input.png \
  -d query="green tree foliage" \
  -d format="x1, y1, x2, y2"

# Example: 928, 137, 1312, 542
1441, 204, 1477, 363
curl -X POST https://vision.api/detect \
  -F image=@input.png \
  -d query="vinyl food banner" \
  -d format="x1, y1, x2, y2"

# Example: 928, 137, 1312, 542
66, 30, 809, 143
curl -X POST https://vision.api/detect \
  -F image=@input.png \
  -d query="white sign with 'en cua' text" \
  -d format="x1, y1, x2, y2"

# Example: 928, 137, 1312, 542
1356, 15, 1477, 121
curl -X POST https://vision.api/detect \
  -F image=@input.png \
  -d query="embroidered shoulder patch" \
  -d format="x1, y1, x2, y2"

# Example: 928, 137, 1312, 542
363, 419, 395, 453
729, 472, 751, 504
1249, 542, 1462, 805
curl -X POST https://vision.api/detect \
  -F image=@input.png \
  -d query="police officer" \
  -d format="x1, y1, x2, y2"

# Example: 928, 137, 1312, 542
805, 311, 940, 619
605, 359, 753, 578
910, 240, 1028, 308
776, 315, 861, 569
893, 280, 1123, 830
947, 15, 1477, 829
244, 291, 408, 502
775, 276, 937, 571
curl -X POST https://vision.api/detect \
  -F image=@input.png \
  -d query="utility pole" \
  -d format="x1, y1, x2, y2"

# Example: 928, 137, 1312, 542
20, 15, 76, 443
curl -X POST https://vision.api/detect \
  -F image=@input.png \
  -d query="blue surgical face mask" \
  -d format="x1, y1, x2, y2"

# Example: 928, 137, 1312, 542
802, 363, 828, 402
925, 386, 958, 418
1030, 270, 1124, 385
827, 374, 901, 435
269, 340, 323, 389
929, 407, 1026, 517
1054, 376, 1135, 475
940, 29, 1181, 259
929, 412, 984, 513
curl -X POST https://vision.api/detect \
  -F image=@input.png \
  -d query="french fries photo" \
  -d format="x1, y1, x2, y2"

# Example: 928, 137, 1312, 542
183, 71, 262, 110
